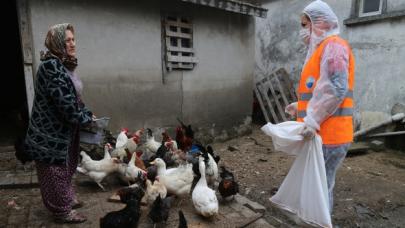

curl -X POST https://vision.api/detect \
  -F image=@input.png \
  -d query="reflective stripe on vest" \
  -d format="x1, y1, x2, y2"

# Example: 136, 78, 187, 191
299, 90, 354, 101
298, 107, 354, 119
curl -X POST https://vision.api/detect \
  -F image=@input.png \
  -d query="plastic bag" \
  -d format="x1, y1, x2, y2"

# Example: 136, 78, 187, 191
80, 117, 110, 145
261, 121, 331, 228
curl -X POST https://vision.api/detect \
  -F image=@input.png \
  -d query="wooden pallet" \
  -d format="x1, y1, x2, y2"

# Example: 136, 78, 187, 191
254, 68, 297, 123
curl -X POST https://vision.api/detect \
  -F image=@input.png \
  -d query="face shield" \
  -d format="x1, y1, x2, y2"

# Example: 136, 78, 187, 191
302, 0, 340, 64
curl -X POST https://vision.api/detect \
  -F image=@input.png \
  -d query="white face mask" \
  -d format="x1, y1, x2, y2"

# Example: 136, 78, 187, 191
299, 28, 311, 45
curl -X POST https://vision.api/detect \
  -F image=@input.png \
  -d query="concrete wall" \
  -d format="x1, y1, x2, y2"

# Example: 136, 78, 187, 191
256, 0, 405, 118
28, 0, 254, 132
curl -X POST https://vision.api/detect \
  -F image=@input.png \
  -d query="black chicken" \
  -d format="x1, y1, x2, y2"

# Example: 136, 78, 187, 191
100, 186, 144, 228
218, 166, 239, 201
178, 210, 188, 228
146, 165, 158, 183
148, 195, 175, 226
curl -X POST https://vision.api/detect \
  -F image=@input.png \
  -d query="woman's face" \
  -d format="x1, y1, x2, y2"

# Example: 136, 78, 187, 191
65, 29, 76, 57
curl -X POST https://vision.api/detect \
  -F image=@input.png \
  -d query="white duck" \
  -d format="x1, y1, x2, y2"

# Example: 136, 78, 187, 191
192, 156, 219, 217
149, 158, 193, 197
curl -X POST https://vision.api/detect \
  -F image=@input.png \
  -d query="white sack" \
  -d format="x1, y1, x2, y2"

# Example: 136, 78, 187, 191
261, 121, 331, 228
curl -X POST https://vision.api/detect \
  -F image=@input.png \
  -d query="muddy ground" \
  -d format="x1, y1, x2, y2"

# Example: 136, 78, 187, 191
211, 124, 405, 227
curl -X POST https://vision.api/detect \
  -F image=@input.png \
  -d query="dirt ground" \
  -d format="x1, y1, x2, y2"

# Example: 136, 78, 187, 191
1, 124, 404, 227
211, 124, 405, 227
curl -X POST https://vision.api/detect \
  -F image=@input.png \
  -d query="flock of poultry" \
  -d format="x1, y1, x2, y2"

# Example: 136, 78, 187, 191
77, 120, 240, 227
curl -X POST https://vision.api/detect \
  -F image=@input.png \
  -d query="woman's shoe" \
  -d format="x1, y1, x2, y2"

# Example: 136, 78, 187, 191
54, 210, 87, 224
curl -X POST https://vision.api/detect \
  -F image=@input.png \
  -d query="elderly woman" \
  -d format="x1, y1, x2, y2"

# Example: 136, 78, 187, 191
24, 23, 93, 223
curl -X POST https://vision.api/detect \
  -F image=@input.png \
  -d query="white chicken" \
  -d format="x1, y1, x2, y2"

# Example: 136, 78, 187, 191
117, 150, 145, 185
149, 158, 193, 197
115, 128, 129, 149
111, 137, 139, 161
142, 179, 167, 205
144, 128, 162, 154
205, 153, 219, 187
192, 156, 219, 217
76, 146, 121, 190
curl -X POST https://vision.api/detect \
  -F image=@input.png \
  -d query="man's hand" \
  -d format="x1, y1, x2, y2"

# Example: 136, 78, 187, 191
300, 124, 316, 139
285, 102, 298, 116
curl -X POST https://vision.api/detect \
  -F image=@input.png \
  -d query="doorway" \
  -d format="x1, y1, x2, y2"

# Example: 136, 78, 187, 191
0, 1, 29, 146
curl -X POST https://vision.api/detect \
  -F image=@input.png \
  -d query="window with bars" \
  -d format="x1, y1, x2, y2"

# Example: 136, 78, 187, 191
163, 15, 197, 70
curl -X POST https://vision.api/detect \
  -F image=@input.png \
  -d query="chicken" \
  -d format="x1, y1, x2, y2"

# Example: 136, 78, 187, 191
144, 128, 162, 155
155, 142, 176, 168
192, 156, 218, 217
115, 128, 129, 149
146, 165, 158, 183
207, 145, 220, 164
143, 179, 167, 205
100, 186, 144, 228
148, 195, 175, 226
175, 126, 193, 152
76, 149, 121, 190
111, 136, 139, 161
117, 149, 146, 185
125, 150, 146, 171
162, 131, 178, 151
178, 210, 188, 228
218, 166, 239, 201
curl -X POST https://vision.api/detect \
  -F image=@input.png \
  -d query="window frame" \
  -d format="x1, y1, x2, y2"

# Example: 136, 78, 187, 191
162, 14, 197, 71
359, 0, 383, 17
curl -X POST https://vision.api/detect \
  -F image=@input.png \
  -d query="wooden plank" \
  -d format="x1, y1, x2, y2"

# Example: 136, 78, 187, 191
167, 55, 197, 63
274, 75, 289, 108
368, 131, 405, 137
276, 68, 297, 101
17, 0, 35, 116
16, 0, 32, 64
167, 45, 194, 53
254, 87, 270, 122
23, 65, 34, 116
164, 20, 192, 29
166, 31, 192, 39
266, 76, 287, 122
258, 83, 279, 123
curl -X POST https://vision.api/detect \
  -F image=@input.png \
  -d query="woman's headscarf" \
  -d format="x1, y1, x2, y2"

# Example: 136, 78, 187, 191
302, 0, 340, 64
41, 23, 78, 72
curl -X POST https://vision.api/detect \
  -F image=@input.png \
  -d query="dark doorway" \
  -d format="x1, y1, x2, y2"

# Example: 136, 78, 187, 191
0, 1, 28, 146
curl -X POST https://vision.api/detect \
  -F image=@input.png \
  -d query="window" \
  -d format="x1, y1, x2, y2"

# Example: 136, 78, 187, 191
163, 15, 197, 70
359, 0, 383, 17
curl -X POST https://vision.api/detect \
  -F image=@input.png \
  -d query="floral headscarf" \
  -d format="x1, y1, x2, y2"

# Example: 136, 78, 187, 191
41, 23, 78, 71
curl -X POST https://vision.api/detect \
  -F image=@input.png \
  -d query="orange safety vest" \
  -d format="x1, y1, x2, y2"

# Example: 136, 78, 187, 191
297, 35, 355, 145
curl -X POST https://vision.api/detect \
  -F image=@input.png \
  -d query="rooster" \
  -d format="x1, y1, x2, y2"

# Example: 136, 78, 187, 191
176, 118, 194, 151
218, 166, 239, 201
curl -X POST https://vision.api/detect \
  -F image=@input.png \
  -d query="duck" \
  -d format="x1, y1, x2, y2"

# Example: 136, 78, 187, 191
149, 158, 193, 197
192, 156, 219, 217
